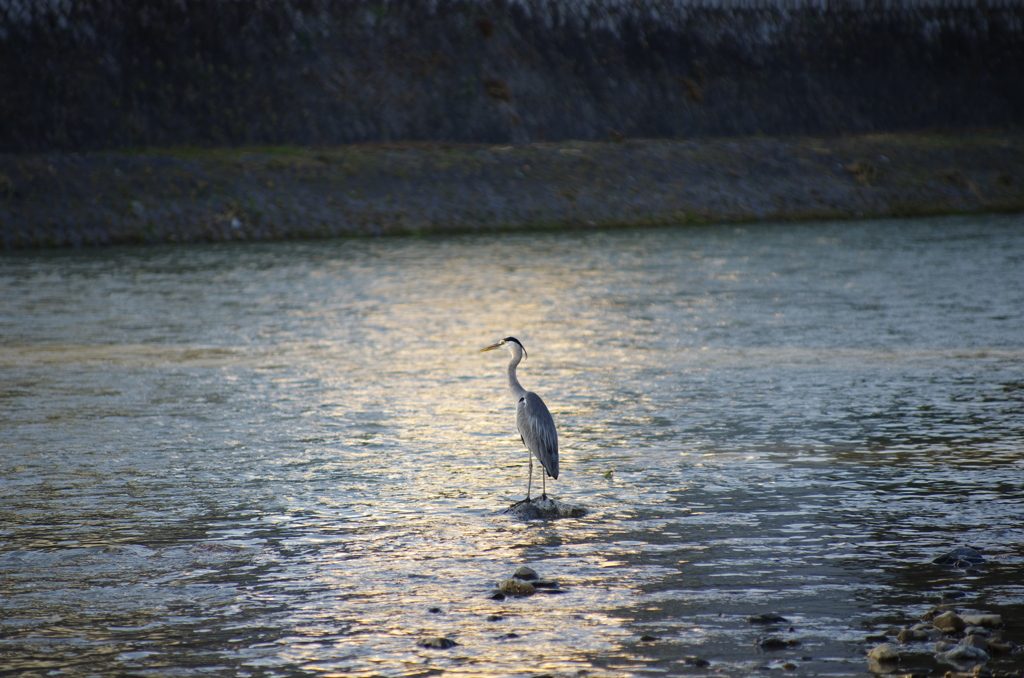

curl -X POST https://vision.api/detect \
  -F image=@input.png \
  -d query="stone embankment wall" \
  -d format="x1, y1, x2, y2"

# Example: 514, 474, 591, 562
2, 0, 1023, 152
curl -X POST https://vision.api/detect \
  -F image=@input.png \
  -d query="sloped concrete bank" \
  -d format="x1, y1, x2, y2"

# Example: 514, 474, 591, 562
2, 133, 1023, 249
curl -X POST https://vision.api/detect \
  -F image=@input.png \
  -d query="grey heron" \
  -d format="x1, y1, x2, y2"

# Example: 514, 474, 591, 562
480, 337, 559, 502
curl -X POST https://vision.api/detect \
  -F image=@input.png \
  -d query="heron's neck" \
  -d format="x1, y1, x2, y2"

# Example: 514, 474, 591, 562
506, 353, 528, 400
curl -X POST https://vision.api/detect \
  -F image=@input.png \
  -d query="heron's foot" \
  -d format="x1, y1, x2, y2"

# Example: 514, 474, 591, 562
510, 496, 533, 508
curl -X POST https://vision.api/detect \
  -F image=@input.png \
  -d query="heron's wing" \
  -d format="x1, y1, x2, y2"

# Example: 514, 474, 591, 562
516, 392, 559, 479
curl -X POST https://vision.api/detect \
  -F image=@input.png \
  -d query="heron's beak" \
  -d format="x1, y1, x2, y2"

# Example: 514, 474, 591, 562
479, 342, 503, 352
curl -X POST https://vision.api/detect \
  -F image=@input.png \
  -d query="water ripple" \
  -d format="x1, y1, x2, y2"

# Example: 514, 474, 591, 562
2, 214, 1023, 676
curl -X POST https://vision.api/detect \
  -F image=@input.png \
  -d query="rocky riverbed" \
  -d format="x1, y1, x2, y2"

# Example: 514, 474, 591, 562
2, 132, 1023, 249
412, 547, 1024, 676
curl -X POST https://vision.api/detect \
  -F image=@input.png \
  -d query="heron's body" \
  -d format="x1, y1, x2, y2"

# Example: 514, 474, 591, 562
480, 337, 558, 501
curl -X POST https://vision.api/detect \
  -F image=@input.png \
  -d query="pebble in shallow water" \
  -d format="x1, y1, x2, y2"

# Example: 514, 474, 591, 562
962, 614, 1003, 628
932, 611, 967, 633
896, 628, 931, 643
490, 564, 563, 599
867, 644, 899, 662
886, 600, 1016, 673
512, 566, 537, 581
865, 644, 900, 674
498, 578, 536, 597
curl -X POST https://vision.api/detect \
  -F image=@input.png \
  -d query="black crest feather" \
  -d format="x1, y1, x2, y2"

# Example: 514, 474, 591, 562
503, 336, 527, 360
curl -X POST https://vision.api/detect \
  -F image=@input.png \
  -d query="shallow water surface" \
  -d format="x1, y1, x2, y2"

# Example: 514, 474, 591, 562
2, 215, 1024, 677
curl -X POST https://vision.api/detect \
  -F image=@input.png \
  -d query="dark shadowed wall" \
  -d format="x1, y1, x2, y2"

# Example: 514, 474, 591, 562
2, 0, 1023, 152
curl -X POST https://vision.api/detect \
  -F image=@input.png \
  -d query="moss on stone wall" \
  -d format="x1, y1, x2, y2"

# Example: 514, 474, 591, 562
3, 133, 1023, 249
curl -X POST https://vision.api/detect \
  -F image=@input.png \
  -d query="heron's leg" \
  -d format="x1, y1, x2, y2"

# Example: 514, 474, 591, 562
511, 456, 533, 508
541, 472, 546, 501
525, 453, 533, 501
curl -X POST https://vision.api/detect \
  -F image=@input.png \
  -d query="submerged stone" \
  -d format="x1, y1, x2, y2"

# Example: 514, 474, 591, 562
935, 644, 988, 664
988, 640, 1014, 655
757, 637, 798, 650
748, 613, 789, 625
418, 636, 458, 649
500, 496, 587, 520
961, 634, 989, 652
932, 546, 985, 567
535, 586, 567, 595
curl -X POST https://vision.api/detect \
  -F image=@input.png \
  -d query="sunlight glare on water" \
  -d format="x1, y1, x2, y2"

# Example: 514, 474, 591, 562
1, 214, 1024, 677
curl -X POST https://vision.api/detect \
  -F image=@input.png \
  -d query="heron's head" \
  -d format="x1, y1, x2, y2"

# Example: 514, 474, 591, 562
479, 336, 527, 360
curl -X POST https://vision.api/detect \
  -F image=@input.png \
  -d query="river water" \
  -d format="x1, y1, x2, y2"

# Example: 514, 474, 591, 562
2, 215, 1023, 677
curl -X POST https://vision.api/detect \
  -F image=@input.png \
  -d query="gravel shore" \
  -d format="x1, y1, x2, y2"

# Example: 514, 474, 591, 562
2, 133, 1023, 249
